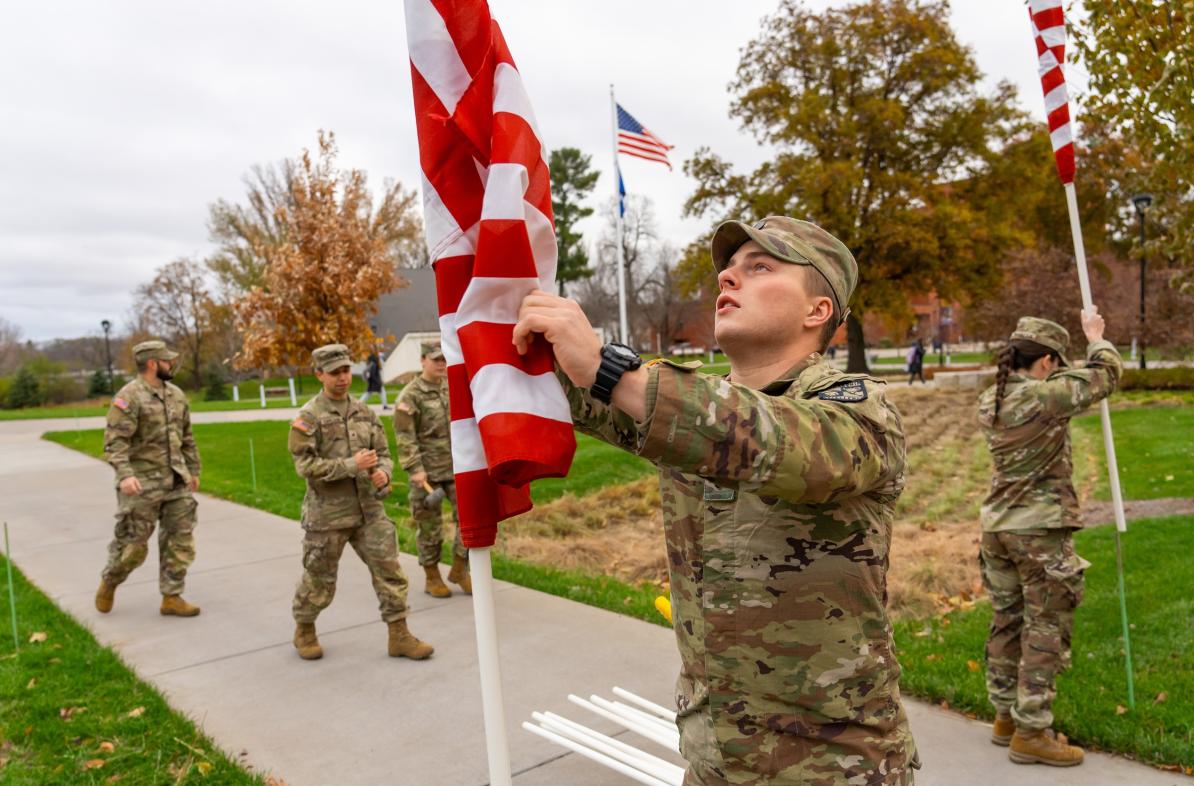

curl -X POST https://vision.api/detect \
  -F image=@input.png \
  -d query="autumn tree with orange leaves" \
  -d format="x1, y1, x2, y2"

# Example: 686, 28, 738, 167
233, 132, 421, 371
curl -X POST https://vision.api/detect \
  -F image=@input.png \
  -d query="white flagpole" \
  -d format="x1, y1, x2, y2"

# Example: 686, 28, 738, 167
470, 547, 512, 785
610, 84, 629, 344
1062, 181, 1136, 710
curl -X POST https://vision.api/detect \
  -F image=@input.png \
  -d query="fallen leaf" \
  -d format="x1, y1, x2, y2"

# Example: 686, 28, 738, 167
913, 627, 932, 638
1115, 704, 1128, 715
59, 706, 87, 721
197, 762, 213, 776
28, 631, 48, 644
126, 707, 145, 719
925, 653, 942, 663
1154, 692, 1168, 704
84, 759, 106, 770
106, 776, 123, 784
98, 742, 115, 753
966, 659, 981, 673
1164, 475, 1174, 481
25, 678, 36, 690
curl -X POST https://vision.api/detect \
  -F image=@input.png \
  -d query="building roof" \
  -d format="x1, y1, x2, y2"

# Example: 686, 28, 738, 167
373, 267, 440, 345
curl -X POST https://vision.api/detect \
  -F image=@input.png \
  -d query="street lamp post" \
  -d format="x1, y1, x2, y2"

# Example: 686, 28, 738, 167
1131, 194, 1153, 370
100, 319, 114, 394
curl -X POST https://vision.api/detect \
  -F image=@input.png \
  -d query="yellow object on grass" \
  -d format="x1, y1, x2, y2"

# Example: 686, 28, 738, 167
655, 595, 672, 624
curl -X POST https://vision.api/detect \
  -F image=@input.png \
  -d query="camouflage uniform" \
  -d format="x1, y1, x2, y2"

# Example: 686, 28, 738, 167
977, 318, 1122, 731
563, 217, 918, 785
101, 342, 201, 596
289, 345, 409, 624
392, 353, 466, 567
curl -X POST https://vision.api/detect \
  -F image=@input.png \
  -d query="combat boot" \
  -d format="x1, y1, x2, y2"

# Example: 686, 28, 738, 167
387, 619, 434, 659
991, 712, 1015, 746
447, 555, 472, 595
95, 581, 117, 614
160, 595, 201, 617
293, 622, 323, 660
423, 564, 452, 598
1009, 728, 1084, 766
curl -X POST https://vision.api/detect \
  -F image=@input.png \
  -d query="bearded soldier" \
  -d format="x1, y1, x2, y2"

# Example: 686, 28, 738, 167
978, 310, 1121, 766
289, 344, 433, 662
515, 217, 918, 785
95, 339, 202, 618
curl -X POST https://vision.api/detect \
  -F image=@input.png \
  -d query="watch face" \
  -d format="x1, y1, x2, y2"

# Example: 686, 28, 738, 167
607, 343, 637, 361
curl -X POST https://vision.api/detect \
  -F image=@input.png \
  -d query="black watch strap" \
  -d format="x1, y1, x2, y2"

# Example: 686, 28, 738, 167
590, 343, 642, 404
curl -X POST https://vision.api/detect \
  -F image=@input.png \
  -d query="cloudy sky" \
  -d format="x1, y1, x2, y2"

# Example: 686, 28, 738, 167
0, 0, 1080, 342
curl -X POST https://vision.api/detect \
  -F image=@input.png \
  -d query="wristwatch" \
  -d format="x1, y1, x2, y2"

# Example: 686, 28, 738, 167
590, 342, 642, 404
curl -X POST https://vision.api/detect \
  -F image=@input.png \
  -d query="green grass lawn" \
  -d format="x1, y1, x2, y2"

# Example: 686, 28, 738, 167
1075, 407, 1194, 499
894, 515, 1194, 769
0, 556, 262, 784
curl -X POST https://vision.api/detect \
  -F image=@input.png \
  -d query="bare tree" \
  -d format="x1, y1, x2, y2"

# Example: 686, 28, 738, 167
132, 258, 217, 388
579, 195, 660, 347
0, 316, 27, 375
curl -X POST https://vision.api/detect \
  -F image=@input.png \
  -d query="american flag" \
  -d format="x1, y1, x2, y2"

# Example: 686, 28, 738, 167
1029, 0, 1074, 184
404, 0, 576, 549
616, 104, 673, 169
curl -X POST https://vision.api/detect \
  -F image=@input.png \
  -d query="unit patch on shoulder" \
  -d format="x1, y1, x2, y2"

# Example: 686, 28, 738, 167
291, 416, 313, 434
112, 397, 130, 411
818, 379, 868, 403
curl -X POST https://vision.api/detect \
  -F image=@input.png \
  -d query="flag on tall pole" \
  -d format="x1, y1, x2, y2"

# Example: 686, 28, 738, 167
609, 90, 673, 344
405, 1, 578, 780
1028, 0, 1136, 710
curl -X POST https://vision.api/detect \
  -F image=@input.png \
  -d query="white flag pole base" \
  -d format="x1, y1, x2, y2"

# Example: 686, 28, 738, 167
470, 547, 512, 786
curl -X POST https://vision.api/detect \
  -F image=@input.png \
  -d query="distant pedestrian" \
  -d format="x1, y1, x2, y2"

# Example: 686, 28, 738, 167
977, 309, 1121, 766
906, 338, 927, 384
359, 346, 390, 409
95, 340, 202, 618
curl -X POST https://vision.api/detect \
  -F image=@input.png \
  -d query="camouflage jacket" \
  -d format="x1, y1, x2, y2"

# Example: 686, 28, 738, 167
564, 355, 918, 785
392, 375, 453, 481
289, 392, 394, 531
978, 340, 1122, 532
104, 377, 200, 489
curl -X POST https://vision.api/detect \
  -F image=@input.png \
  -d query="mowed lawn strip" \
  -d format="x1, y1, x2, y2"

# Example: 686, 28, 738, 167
0, 555, 263, 784
894, 515, 1194, 770
1074, 406, 1194, 500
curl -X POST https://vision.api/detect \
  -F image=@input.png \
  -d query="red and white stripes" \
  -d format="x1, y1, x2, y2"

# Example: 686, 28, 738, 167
405, 0, 576, 549
1029, 0, 1075, 184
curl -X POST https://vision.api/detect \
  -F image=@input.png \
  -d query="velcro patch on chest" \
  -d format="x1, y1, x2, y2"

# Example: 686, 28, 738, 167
112, 397, 130, 411
703, 483, 737, 502
818, 379, 868, 403
291, 416, 312, 434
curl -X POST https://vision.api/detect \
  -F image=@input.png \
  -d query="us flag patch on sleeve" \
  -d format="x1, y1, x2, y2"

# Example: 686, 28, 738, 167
291, 416, 312, 434
112, 397, 130, 411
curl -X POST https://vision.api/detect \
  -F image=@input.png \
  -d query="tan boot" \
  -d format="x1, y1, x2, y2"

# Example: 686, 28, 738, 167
991, 712, 1015, 747
293, 622, 323, 660
160, 595, 201, 617
447, 555, 472, 595
95, 581, 117, 614
423, 564, 452, 598
387, 619, 434, 659
1009, 728, 1084, 766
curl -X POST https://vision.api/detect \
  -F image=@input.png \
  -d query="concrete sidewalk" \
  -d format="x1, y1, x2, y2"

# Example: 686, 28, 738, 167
0, 418, 1179, 786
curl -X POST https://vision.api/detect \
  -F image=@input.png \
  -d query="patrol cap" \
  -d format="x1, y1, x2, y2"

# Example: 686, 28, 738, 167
132, 339, 178, 363
312, 343, 352, 373
421, 343, 445, 361
1010, 317, 1071, 367
710, 216, 858, 327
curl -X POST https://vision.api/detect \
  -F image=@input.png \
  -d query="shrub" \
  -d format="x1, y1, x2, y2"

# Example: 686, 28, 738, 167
204, 363, 230, 401
42, 373, 84, 404
6, 367, 42, 408
88, 369, 113, 397
1119, 367, 1194, 391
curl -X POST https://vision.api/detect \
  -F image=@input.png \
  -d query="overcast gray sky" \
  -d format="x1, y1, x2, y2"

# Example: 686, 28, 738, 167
0, 0, 1078, 342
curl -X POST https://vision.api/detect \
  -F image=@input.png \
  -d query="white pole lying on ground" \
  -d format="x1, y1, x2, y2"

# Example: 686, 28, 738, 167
470, 547, 511, 786
1063, 181, 1136, 710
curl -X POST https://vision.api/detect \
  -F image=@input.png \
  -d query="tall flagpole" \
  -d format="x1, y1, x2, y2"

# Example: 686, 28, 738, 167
610, 84, 629, 345
1063, 182, 1136, 709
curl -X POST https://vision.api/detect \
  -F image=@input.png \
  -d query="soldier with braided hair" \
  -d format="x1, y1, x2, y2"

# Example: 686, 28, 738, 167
977, 308, 1122, 767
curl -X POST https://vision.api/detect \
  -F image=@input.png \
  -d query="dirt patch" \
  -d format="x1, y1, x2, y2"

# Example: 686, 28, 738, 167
1083, 497, 1194, 527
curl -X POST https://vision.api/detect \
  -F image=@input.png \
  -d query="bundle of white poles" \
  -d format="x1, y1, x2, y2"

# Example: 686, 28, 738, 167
523, 686, 685, 786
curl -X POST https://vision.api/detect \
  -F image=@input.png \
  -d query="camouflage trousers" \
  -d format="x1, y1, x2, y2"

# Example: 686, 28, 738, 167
101, 477, 197, 596
408, 479, 466, 566
292, 516, 409, 624
980, 529, 1089, 730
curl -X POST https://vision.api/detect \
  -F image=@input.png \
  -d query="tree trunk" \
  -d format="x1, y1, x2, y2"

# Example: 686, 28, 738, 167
846, 312, 870, 374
